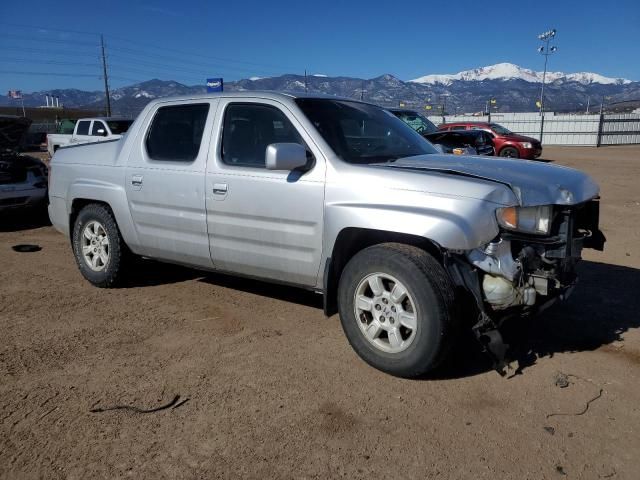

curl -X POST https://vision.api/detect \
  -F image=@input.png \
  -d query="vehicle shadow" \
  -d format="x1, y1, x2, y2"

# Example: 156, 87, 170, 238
118, 259, 323, 310
115, 257, 639, 379
0, 206, 51, 232
433, 260, 640, 380
198, 273, 323, 309
118, 259, 205, 288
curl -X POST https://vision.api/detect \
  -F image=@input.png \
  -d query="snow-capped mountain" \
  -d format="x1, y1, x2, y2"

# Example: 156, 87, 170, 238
2, 66, 638, 115
411, 63, 632, 86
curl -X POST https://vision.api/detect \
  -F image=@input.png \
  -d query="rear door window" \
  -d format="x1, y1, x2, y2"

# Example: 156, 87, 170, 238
91, 121, 107, 136
76, 121, 91, 136
145, 104, 210, 162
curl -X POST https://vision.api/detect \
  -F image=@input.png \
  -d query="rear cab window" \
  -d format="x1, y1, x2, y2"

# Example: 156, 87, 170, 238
145, 104, 210, 162
107, 120, 133, 135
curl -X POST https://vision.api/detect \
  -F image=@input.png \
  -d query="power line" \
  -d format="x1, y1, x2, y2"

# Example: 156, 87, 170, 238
0, 33, 99, 48
0, 57, 99, 68
108, 54, 220, 75
8, 46, 101, 57
107, 48, 279, 76
0, 21, 298, 74
0, 70, 100, 78
0, 70, 144, 87
109, 65, 205, 83
0, 21, 98, 37
0, 22, 314, 93
104, 34, 295, 72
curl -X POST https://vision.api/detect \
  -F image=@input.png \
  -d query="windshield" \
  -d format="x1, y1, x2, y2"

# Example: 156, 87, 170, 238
392, 111, 438, 134
489, 123, 513, 135
295, 99, 437, 164
106, 120, 133, 135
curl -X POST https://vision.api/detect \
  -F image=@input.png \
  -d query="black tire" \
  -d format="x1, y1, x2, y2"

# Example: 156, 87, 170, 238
72, 203, 128, 288
337, 243, 459, 377
499, 146, 519, 158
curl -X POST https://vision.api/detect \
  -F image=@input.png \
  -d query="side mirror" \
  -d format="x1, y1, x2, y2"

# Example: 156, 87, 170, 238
96, 129, 107, 136
265, 143, 308, 171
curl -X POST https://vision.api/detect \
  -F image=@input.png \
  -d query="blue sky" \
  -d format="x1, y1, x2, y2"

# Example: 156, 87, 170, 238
1, 0, 639, 93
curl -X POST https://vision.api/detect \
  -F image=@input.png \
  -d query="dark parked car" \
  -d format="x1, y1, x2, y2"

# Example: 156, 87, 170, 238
388, 108, 438, 135
438, 121, 542, 159
0, 116, 48, 213
389, 109, 494, 156
24, 131, 48, 152
424, 129, 495, 156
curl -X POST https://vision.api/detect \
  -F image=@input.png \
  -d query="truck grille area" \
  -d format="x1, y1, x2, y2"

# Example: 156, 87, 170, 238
503, 199, 605, 299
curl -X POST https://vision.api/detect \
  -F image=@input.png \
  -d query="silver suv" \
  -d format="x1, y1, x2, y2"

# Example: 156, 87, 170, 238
48, 92, 605, 377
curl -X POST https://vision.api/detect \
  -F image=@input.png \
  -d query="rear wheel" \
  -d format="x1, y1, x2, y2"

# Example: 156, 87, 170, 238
337, 243, 458, 377
72, 204, 128, 288
499, 146, 519, 158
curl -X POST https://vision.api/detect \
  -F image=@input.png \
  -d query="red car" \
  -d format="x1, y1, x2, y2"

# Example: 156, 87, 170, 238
438, 121, 542, 159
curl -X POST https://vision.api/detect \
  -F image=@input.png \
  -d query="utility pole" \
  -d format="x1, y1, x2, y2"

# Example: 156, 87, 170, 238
537, 29, 557, 142
357, 80, 367, 101
100, 34, 111, 117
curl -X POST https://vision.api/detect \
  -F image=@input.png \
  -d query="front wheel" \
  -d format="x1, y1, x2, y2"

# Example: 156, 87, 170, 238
499, 146, 519, 158
337, 243, 458, 377
72, 203, 128, 288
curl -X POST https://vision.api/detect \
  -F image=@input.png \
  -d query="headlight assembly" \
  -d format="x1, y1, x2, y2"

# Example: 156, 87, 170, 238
496, 205, 553, 235
519, 142, 532, 149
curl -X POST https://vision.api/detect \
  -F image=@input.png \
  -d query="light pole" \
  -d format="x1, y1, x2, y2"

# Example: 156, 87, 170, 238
537, 29, 557, 142
441, 94, 450, 123
487, 98, 496, 122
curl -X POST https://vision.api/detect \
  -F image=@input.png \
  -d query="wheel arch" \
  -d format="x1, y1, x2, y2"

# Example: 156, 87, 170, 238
497, 143, 520, 156
66, 180, 140, 251
322, 227, 444, 316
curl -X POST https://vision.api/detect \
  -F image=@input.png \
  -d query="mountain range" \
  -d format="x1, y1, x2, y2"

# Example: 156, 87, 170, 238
2, 63, 638, 116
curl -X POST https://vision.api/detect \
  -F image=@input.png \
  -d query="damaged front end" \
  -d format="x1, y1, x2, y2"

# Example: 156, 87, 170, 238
447, 198, 605, 374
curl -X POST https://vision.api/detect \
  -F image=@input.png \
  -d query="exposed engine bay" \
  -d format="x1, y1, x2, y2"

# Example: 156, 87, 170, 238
469, 198, 605, 313
447, 198, 605, 374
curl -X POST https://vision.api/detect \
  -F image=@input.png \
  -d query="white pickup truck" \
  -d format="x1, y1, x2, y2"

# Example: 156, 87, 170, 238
47, 117, 133, 156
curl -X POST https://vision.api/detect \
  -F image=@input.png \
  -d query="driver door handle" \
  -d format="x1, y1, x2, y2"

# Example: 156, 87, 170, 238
213, 183, 228, 194
131, 175, 143, 186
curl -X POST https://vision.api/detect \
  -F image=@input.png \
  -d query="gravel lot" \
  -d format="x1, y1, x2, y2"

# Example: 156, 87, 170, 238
1, 146, 639, 479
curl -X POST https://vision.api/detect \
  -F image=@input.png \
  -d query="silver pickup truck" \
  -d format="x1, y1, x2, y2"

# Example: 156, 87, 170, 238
48, 92, 605, 377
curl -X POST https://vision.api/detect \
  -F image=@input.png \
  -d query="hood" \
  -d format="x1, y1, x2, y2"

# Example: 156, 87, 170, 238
0, 116, 32, 151
382, 154, 599, 206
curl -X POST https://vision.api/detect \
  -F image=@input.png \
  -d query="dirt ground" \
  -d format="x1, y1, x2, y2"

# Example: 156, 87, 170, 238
1, 146, 639, 479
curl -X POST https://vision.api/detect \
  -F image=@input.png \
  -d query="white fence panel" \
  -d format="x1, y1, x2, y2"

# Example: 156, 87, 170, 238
427, 112, 640, 147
